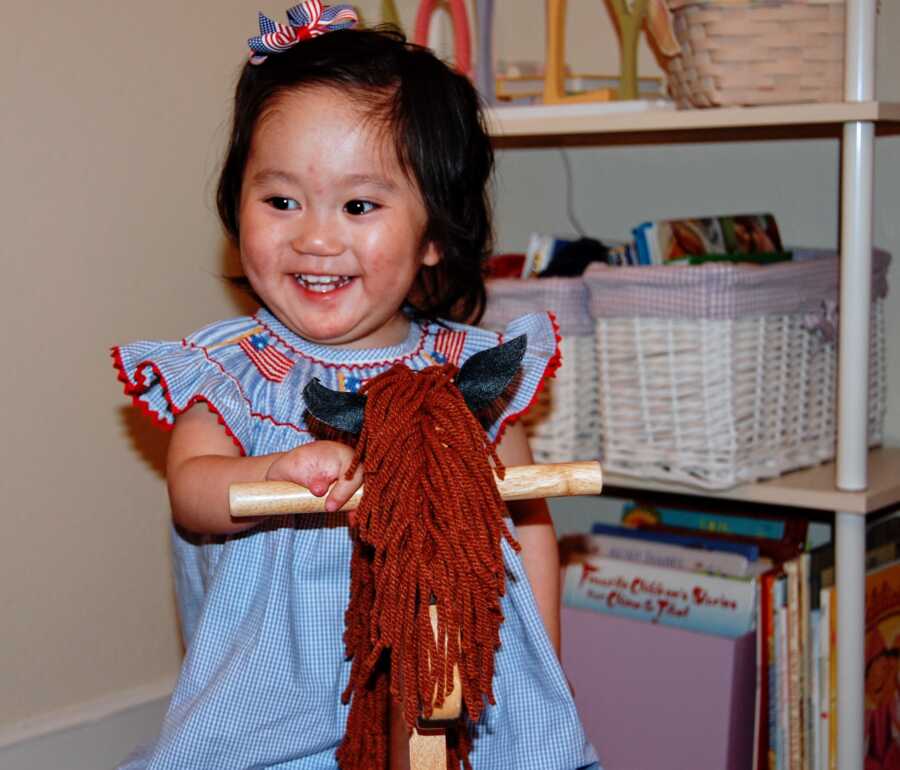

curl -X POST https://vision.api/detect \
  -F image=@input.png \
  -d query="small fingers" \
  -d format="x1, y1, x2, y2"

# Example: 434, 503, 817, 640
325, 463, 364, 513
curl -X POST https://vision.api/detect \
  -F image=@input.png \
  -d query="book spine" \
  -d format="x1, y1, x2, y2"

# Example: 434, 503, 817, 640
562, 557, 757, 638
593, 521, 761, 560
755, 570, 779, 770
808, 609, 820, 770
826, 586, 836, 770
799, 553, 811, 770
775, 577, 788, 770
818, 587, 831, 770
584, 532, 754, 577
786, 559, 802, 770
753, 608, 762, 770
655, 507, 787, 541
764, 572, 780, 770
631, 222, 652, 265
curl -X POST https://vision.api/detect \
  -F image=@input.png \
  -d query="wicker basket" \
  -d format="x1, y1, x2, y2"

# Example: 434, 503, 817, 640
664, 0, 845, 107
482, 277, 601, 463
585, 249, 889, 489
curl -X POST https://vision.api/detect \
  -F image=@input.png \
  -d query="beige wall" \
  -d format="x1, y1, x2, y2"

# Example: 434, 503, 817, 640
1, 0, 896, 736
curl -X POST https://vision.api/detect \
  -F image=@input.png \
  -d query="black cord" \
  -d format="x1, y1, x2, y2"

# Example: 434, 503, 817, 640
559, 149, 587, 237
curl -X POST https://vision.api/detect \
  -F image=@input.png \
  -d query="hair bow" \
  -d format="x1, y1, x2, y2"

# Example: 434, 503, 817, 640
248, 1, 359, 64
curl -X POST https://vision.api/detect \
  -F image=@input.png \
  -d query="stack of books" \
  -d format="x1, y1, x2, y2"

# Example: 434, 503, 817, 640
561, 503, 805, 640
560, 505, 900, 770
559, 503, 807, 770
759, 512, 900, 770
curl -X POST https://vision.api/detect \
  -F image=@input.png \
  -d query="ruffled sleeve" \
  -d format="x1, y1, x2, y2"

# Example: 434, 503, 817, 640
111, 336, 252, 455
473, 312, 561, 446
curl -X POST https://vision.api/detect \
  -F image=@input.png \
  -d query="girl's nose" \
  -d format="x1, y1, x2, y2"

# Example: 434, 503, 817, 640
290, 212, 342, 257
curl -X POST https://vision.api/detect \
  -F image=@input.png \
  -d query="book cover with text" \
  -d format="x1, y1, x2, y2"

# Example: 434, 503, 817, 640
562, 555, 757, 638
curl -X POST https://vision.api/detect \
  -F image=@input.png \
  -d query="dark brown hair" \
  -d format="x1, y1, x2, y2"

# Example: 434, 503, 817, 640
216, 27, 494, 324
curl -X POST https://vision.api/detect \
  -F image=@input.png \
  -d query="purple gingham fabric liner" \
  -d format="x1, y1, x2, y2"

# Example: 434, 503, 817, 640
483, 276, 594, 336
585, 248, 890, 320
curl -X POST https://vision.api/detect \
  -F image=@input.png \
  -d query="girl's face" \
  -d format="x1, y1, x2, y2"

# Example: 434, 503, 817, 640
238, 86, 439, 348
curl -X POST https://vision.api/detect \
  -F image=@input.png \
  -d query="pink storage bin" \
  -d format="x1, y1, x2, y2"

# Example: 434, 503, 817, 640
562, 606, 756, 770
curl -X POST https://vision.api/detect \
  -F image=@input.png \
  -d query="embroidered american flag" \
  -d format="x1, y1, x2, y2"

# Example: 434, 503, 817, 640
434, 329, 467, 366
239, 334, 294, 383
338, 372, 364, 393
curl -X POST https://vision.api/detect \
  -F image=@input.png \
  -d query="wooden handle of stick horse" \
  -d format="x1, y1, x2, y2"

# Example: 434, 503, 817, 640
229, 461, 603, 518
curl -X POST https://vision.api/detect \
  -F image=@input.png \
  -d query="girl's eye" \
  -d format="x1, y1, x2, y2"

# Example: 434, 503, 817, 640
344, 200, 377, 216
266, 197, 300, 211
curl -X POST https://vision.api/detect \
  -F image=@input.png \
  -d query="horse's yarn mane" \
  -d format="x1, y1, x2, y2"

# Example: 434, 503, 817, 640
335, 362, 519, 770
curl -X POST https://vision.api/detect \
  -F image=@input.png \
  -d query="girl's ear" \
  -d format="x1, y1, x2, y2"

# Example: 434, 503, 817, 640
421, 241, 441, 267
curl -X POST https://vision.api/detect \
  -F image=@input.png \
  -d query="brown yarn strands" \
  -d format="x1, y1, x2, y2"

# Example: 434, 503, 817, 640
335, 362, 520, 770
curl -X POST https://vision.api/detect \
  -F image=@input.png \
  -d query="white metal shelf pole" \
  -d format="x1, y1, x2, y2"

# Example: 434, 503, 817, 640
836, 1, 876, 769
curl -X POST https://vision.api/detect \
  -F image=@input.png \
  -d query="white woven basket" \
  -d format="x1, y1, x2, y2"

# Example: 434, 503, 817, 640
664, 0, 846, 107
482, 277, 600, 463
585, 250, 889, 489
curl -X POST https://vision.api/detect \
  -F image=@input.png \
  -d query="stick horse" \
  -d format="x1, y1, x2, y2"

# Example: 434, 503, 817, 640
230, 336, 603, 770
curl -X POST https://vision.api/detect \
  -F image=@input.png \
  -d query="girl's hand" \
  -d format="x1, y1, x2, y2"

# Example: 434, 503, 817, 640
265, 441, 362, 514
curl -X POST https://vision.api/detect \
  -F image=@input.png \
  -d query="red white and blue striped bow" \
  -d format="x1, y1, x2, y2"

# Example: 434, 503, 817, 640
248, 1, 359, 64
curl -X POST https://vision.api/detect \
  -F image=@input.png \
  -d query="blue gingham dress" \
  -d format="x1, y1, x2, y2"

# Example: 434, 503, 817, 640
113, 308, 599, 770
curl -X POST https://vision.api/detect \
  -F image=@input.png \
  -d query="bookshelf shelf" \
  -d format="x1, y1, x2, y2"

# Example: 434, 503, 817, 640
603, 447, 900, 515
486, 100, 900, 145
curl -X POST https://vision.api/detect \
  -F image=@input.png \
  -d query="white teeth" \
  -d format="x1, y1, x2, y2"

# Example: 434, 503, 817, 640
294, 274, 352, 293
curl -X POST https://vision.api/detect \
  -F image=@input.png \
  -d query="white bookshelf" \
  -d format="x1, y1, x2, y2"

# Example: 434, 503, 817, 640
486, 100, 900, 140
487, 3, 897, 767
603, 447, 900, 515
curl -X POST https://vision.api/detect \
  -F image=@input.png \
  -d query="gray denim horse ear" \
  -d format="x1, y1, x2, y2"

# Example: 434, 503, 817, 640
302, 335, 527, 434
454, 334, 526, 413
303, 379, 367, 435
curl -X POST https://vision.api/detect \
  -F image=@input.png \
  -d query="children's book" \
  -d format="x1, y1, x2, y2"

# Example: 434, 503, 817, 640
827, 585, 836, 770
564, 530, 765, 578
799, 552, 811, 770
819, 586, 833, 770
621, 502, 807, 563
785, 558, 802, 770
775, 576, 789, 770
753, 566, 781, 770
631, 212, 786, 266
864, 559, 900, 769
808, 607, 820, 770
561, 555, 757, 638
591, 521, 761, 561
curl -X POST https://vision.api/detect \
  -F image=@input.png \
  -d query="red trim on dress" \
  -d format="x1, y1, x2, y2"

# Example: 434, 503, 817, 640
490, 311, 563, 449
112, 312, 558, 455
184, 343, 310, 434
110, 346, 248, 455
255, 312, 430, 371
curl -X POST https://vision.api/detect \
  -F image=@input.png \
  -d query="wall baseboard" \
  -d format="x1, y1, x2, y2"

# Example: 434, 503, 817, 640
0, 677, 174, 770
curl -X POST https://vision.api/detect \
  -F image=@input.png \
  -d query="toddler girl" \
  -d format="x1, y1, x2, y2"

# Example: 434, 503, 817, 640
113, 6, 598, 769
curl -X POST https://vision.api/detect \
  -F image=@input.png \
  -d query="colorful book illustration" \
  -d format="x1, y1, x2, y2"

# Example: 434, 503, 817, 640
631, 212, 787, 266
562, 555, 757, 638
864, 559, 900, 769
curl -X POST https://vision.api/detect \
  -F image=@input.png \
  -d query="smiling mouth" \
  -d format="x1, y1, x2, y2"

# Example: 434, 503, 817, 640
294, 274, 353, 293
